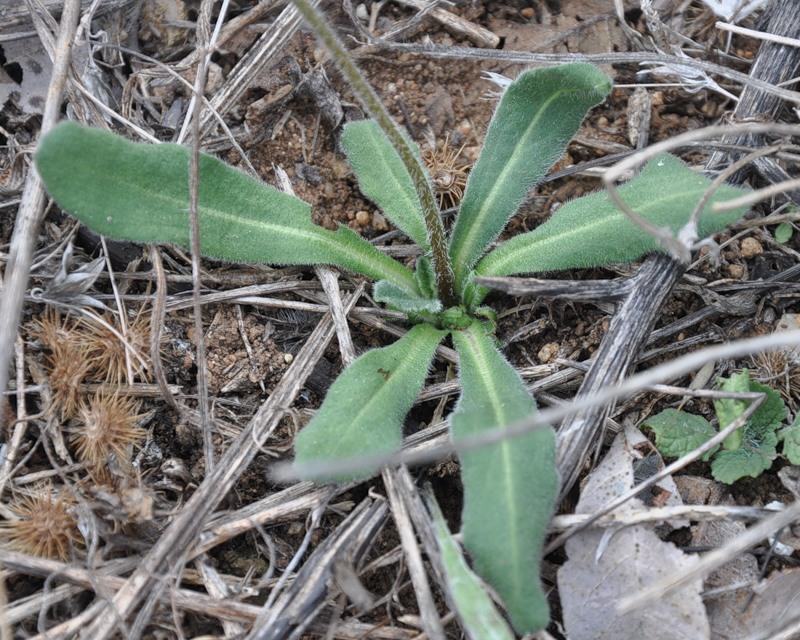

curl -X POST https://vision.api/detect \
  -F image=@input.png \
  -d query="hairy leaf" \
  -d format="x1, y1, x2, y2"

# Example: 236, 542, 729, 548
428, 494, 515, 640
715, 370, 786, 451
780, 415, 800, 465
414, 256, 437, 300
293, 323, 445, 482
740, 378, 786, 436
374, 280, 442, 314
451, 322, 557, 634
642, 408, 718, 461
449, 63, 611, 293
341, 120, 429, 247
36, 122, 416, 290
476, 153, 750, 280
715, 371, 751, 451
711, 434, 777, 484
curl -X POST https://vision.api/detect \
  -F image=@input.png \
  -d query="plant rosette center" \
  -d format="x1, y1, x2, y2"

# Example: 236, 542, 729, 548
438, 305, 472, 330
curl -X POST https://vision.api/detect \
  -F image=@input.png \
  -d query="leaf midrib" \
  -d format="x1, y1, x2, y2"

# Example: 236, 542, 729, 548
479, 179, 711, 276
453, 88, 563, 284
461, 326, 526, 591
338, 327, 440, 444
98, 161, 414, 288
376, 138, 427, 245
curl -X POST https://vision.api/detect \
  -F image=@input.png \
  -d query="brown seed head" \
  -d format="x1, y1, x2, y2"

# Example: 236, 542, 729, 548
75, 312, 151, 385
0, 485, 83, 560
70, 392, 147, 468
30, 310, 93, 418
422, 134, 471, 210
750, 349, 800, 409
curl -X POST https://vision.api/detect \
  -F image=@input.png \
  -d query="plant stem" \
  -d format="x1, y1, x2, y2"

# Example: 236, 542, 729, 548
291, 0, 456, 307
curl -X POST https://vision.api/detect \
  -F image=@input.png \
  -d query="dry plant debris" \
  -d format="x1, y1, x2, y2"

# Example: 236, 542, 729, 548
70, 392, 147, 470
0, 484, 82, 561
1, 0, 800, 638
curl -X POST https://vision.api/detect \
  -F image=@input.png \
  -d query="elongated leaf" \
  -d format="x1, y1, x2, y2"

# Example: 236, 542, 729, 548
451, 322, 558, 634
414, 256, 437, 299
374, 280, 442, 314
715, 370, 752, 451
36, 122, 416, 290
428, 494, 516, 640
294, 323, 445, 482
476, 153, 750, 279
449, 63, 611, 294
341, 120, 429, 247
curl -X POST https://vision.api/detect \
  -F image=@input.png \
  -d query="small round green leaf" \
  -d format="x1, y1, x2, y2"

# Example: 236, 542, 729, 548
774, 222, 793, 244
641, 408, 718, 461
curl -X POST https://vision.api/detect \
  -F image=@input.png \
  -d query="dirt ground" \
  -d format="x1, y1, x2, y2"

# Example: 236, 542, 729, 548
2, 0, 800, 638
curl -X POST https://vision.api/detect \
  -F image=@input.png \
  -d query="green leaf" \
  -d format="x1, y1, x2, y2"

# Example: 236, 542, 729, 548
374, 280, 442, 314
774, 222, 793, 244
641, 408, 718, 461
36, 122, 416, 291
341, 120, 430, 248
711, 431, 777, 483
476, 154, 751, 280
715, 371, 751, 451
428, 494, 516, 640
414, 256, 437, 300
779, 414, 800, 465
715, 370, 786, 451
451, 321, 558, 634
743, 379, 787, 437
449, 63, 611, 294
293, 323, 445, 482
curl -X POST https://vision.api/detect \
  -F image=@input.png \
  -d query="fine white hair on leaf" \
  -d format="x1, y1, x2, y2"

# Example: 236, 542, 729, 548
482, 71, 514, 99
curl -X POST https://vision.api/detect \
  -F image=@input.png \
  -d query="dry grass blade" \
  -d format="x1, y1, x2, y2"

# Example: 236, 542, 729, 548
383, 469, 446, 640
248, 497, 387, 640
195, 482, 343, 556
0, 550, 262, 624
556, 253, 685, 501
0, 0, 81, 415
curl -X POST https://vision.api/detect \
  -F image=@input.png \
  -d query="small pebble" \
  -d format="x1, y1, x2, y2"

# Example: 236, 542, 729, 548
372, 211, 389, 231
355, 210, 370, 226
728, 263, 744, 279
538, 342, 559, 363
520, 7, 535, 18
740, 237, 763, 258
283, 353, 294, 364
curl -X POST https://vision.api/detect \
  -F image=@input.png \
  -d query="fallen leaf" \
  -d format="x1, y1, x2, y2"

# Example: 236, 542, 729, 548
558, 432, 709, 640
0, 37, 52, 115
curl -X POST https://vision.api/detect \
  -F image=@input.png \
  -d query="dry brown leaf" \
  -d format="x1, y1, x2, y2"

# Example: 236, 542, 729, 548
557, 431, 709, 640
0, 37, 52, 115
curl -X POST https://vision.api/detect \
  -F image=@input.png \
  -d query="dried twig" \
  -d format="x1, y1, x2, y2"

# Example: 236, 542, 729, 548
0, 0, 81, 434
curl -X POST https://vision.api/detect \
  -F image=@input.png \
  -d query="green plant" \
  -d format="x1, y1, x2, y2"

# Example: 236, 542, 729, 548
35, 3, 751, 631
642, 370, 788, 483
